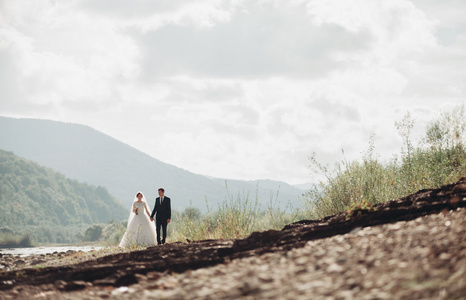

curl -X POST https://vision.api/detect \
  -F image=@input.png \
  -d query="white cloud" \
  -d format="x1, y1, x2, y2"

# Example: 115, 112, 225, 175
77, 0, 236, 31
0, 0, 465, 185
0, 0, 140, 113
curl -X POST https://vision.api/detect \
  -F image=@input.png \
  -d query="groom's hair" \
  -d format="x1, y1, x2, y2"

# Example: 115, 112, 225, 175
158, 188, 165, 192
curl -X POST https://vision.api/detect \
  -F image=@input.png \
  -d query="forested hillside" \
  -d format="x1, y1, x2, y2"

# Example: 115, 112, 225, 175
0, 150, 127, 243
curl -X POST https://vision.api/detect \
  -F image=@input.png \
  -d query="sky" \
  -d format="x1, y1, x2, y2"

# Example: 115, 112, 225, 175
0, 0, 465, 186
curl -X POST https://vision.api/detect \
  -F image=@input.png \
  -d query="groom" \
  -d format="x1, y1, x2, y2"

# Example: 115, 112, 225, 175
150, 188, 171, 245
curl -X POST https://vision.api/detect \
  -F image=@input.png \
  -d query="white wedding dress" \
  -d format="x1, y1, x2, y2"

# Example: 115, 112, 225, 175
119, 193, 157, 248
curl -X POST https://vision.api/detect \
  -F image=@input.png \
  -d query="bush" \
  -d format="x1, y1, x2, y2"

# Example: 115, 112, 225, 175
100, 220, 126, 246
0, 232, 33, 247
18, 234, 32, 247
182, 207, 201, 220
83, 224, 103, 242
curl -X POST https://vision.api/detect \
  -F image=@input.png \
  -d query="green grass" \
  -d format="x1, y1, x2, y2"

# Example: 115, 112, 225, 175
303, 106, 466, 219
168, 185, 304, 242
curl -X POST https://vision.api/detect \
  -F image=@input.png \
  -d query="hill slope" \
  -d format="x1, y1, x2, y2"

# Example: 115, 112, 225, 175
0, 149, 127, 242
0, 117, 304, 211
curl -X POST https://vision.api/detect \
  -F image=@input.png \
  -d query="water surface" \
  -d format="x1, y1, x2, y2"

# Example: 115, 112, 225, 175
0, 245, 103, 257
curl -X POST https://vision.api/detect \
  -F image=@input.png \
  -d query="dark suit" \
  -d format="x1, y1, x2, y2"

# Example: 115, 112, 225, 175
150, 196, 171, 244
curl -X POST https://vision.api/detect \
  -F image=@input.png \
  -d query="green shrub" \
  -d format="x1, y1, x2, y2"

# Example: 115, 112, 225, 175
0, 232, 34, 247
100, 220, 126, 245
83, 224, 103, 242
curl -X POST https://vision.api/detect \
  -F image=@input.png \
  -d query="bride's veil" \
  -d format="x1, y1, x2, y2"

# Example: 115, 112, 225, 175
126, 191, 147, 228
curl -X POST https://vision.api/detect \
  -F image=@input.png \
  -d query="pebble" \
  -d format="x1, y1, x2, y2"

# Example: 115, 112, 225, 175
100, 207, 464, 300
1, 206, 465, 299
0, 249, 95, 271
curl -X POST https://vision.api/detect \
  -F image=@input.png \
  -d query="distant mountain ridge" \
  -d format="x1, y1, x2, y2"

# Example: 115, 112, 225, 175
0, 116, 304, 211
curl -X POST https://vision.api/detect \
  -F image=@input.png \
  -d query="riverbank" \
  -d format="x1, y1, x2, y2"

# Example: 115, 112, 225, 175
0, 246, 120, 272
1, 178, 465, 299
0, 245, 103, 257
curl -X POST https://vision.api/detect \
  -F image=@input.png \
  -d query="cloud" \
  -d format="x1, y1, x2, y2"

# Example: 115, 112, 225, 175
136, 2, 372, 79
0, 0, 465, 185
0, 0, 140, 114
77, 0, 235, 31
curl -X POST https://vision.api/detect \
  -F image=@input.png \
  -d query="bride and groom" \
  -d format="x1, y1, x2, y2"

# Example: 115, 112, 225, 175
119, 188, 171, 248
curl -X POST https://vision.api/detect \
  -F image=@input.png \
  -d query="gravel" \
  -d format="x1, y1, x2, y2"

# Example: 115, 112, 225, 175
5, 207, 462, 300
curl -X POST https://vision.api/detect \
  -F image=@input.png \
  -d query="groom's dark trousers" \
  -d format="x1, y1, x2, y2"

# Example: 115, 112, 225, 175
156, 219, 168, 245
151, 196, 171, 245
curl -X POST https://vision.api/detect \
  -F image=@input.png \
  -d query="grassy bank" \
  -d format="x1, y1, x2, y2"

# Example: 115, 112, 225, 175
303, 106, 466, 219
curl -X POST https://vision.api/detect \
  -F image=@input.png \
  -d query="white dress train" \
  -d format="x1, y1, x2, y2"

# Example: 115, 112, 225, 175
119, 200, 157, 248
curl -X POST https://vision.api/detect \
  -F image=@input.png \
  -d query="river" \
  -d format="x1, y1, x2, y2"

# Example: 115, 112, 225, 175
0, 245, 103, 257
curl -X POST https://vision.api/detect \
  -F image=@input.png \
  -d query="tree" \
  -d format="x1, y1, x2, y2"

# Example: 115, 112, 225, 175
182, 207, 201, 220
83, 224, 103, 241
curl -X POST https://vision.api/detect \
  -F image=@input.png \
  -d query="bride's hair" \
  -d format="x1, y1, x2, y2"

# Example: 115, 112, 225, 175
136, 192, 143, 197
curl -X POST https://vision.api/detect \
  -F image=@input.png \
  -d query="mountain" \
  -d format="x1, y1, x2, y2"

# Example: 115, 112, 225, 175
0, 117, 304, 211
0, 149, 127, 243
293, 182, 315, 191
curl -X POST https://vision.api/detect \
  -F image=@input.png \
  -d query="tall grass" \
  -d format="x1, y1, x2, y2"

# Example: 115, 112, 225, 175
170, 183, 302, 242
304, 106, 466, 219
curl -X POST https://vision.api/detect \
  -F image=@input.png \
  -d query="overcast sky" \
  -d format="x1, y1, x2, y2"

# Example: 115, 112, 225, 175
0, 0, 465, 185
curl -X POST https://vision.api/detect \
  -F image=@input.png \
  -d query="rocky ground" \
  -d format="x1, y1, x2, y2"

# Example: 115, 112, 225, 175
0, 247, 128, 272
1, 179, 466, 299
0, 250, 76, 272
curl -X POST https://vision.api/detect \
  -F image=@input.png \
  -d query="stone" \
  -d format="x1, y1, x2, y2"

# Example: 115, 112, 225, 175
63, 280, 88, 291
96, 291, 110, 298
30, 259, 46, 266
13, 260, 25, 266
439, 253, 451, 260
93, 278, 116, 286
115, 273, 138, 287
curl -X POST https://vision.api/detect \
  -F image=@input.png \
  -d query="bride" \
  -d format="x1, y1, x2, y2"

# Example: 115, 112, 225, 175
119, 192, 157, 248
